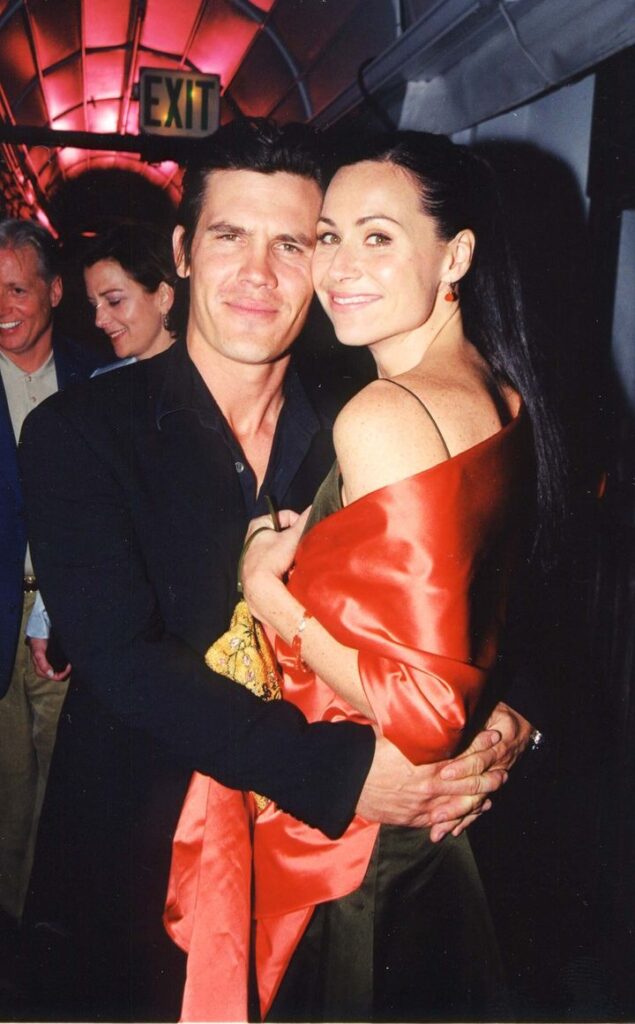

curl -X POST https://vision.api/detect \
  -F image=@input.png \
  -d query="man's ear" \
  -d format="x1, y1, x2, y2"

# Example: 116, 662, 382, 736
49, 274, 63, 309
173, 226, 189, 279
445, 228, 476, 285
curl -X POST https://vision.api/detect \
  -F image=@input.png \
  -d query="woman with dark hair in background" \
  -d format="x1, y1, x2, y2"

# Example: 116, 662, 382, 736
26, 223, 176, 676
83, 222, 176, 368
168, 130, 567, 1022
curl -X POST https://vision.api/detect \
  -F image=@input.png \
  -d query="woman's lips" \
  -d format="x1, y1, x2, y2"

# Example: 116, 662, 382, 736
328, 292, 380, 310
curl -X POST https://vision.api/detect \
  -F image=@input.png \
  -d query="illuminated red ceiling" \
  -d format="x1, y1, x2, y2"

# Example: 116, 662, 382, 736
0, 0, 398, 221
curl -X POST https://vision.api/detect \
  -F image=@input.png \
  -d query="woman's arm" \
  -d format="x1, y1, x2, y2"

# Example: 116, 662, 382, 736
242, 517, 375, 719
243, 381, 452, 724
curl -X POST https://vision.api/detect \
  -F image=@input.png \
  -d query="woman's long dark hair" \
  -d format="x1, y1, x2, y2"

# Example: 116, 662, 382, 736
330, 130, 568, 563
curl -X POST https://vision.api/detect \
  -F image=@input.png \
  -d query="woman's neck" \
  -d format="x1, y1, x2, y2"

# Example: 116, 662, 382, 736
372, 304, 463, 380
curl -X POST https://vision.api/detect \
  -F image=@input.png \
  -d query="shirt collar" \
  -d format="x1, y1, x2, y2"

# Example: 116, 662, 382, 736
0, 347, 55, 380
155, 338, 220, 430
154, 337, 321, 441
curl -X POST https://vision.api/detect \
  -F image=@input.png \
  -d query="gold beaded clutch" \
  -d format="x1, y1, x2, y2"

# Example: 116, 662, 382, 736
205, 599, 281, 810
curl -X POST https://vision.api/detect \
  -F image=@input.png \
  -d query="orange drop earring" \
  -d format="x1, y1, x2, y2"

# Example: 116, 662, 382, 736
444, 284, 457, 302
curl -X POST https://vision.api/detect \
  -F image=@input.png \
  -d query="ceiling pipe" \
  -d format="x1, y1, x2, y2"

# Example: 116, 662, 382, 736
312, 0, 481, 127
118, 0, 147, 134
0, 0, 23, 33
79, 0, 89, 133
0, 122, 203, 162
0, 78, 52, 222
314, 0, 635, 133
226, 0, 313, 119
179, 0, 209, 70
22, 0, 51, 125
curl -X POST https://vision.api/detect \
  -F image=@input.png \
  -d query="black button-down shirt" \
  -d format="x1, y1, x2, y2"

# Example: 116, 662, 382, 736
155, 340, 325, 519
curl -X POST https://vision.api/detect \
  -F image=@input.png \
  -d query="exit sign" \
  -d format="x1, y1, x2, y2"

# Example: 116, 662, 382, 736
139, 68, 220, 138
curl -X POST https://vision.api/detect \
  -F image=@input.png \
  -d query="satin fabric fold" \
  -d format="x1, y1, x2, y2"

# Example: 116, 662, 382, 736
165, 408, 529, 1021
164, 780, 255, 1021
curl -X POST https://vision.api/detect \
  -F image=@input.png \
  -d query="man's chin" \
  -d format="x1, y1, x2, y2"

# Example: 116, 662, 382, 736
221, 335, 295, 366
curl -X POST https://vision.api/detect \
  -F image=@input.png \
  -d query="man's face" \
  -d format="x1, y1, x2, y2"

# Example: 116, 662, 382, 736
0, 244, 61, 367
174, 169, 322, 368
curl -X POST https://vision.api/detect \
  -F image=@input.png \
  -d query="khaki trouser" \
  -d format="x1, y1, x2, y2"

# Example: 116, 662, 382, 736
0, 592, 69, 920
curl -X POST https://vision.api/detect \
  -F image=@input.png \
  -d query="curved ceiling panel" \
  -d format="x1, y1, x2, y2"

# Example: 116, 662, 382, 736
271, 0, 361, 68
0, 0, 400, 226
42, 61, 83, 122
84, 0, 130, 48
2, 10, 39, 107
29, 0, 80, 68
85, 49, 126, 108
187, 1, 260, 85
5, 0, 623, 232
230, 30, 295, 117
141, 0, 203, 56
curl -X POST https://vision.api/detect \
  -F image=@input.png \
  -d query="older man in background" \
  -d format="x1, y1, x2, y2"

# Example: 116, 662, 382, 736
0, 219, 102, 925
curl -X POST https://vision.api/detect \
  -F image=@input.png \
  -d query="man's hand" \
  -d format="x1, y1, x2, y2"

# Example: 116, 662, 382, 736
27, 637, 71, 681
356, 730, 507, 839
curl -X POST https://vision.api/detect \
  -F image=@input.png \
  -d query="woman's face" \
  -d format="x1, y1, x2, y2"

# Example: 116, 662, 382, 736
312, 160, 450, 352
84, 259, 173, 360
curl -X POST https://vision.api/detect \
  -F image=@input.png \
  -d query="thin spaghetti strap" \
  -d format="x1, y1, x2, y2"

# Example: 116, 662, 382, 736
381, 379, 451, 459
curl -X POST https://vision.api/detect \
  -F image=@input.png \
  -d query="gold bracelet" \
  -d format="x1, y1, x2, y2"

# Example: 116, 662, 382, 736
291, 609, 313, 672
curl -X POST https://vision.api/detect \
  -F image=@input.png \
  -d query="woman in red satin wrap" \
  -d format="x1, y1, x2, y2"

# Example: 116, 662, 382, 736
165, 132, 566, 1022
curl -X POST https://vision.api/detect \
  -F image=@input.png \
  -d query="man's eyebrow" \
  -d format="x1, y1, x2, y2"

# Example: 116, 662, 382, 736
206, 223, 313, 248
207, 221, 247, 235
276, 232, 314, 248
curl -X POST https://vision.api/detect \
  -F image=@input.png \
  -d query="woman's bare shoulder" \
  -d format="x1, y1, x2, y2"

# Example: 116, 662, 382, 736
333, 379, 450, 504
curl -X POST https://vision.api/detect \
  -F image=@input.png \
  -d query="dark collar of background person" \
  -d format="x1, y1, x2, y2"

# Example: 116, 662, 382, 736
51, 327, 110, 389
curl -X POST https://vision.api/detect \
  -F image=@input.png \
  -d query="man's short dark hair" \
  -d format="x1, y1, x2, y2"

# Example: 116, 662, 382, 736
0, 218, 60, 281
177, 118, 325, 268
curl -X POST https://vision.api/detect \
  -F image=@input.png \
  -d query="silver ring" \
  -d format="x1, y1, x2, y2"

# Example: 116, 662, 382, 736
529, 728, 544, 752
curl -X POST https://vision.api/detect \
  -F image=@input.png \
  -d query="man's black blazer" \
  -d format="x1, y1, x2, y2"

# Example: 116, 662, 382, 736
19, 342, 374, 840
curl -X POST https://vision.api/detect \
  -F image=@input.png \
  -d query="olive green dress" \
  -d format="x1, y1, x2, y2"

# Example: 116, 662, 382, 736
267, 463, 510, 1023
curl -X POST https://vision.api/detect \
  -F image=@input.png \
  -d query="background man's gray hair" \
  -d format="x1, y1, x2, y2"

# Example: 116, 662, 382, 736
0, 218, 60, 281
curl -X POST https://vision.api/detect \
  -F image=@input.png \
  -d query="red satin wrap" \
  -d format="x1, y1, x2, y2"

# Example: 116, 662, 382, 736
164, 408, 529, 1021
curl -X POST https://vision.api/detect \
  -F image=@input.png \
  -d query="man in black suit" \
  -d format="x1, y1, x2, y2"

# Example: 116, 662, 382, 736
19, 121, 532, 1021
0, 219, 104, 926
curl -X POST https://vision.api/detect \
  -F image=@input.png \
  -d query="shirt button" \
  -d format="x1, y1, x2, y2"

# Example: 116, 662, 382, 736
25, 375, 32, 383
235, 461, 245, 474
30, 396, 37, 403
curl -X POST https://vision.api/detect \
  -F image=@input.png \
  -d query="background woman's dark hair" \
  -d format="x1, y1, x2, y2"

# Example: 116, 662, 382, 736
177, 118, 325, 269
331, 130, 568, 562
81, 222, 176, 293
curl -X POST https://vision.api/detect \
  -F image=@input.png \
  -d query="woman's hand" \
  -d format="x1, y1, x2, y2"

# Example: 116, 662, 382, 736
241, 508, 311, 623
